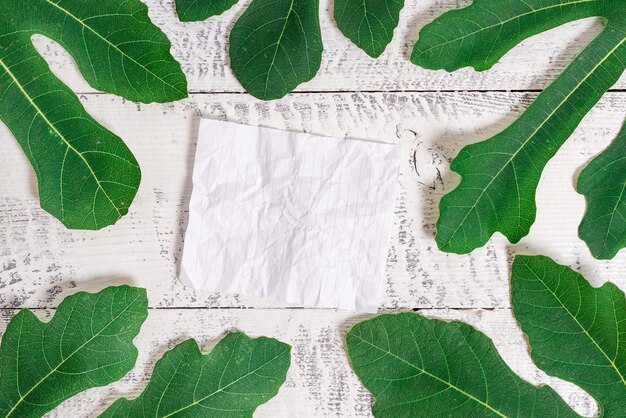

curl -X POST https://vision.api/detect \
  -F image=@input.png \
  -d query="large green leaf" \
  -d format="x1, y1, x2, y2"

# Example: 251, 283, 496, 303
1, 0, 187, 229
334, 0, 405, 58
348, 256, 626, 417
577, 121, 626, 259
512, 255, 626, 417
0, 285, 148, 418
229, 0, 323, 100
346, 312, 577, 417
410, 0, 626, 254
101, 332, 291, 417
176, 0, 240, 22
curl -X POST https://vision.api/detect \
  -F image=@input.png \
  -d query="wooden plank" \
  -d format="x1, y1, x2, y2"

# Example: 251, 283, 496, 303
1, 92, 625, 310
0, 308, 596, 417
32, 0, 626, 93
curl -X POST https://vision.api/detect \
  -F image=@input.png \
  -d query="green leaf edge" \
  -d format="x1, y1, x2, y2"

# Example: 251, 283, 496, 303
175, 0, 241, 23
0, 285, 148, 417
576, 121, 626, 260
333, 0, 405, 59
345, 311, 576, 417
228, 0, 324, 100
511, 254, 626, 416
101, 331, 292, 417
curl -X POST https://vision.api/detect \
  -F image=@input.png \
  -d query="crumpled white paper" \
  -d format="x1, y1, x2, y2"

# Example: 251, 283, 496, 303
180, 119, 399, 312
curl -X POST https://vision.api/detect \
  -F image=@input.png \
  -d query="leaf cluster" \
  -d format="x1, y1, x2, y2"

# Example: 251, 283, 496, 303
347, 255, 626, 417
176, 0, 406, 100
0, 0, 188, 229
410, 0, 626, 259
0, 286, 291, 418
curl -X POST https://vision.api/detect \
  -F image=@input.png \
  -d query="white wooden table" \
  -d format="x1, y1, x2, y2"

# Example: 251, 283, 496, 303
1, 1, 625, 416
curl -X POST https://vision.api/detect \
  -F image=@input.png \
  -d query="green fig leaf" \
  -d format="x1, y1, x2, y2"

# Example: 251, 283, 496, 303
334, 0, 405, 58
410, 0, 626, 254
0, 0, 187, 229
0, 286, 148, 418
346, 312, 577, 417
512, 255, 626, 417
577, 121, 626, 259
101, 332, 291, 418
229, 0, 323, 100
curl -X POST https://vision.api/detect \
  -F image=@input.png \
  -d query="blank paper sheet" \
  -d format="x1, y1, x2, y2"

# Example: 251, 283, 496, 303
181, 119, 399, 312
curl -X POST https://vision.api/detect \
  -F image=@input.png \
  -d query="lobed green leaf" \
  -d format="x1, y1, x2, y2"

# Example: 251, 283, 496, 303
346, 312, 577, 417
101, 332, 291, 418
0, 0, 187, 229
413, 0, 626, 254
512, 255, 626, 416
0, 286, 148, 418
577, 121, 626, 259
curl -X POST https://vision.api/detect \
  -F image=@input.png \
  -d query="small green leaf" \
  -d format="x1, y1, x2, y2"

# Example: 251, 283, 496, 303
101, 332, 291, 418
229, 0, 323, 100
175, 0, 240, 22
334, 0, 404, 58
0, 286, 148, 418
1, 0, 187, 229
512, 255, 626, 417
410, 0, 626, 254
577, 121, 626, 259
346, 312, 577, 417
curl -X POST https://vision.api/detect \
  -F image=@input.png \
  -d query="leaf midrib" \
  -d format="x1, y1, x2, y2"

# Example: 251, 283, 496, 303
263, 0, 296, 97
414, 0, 599, 61
360, 1, 375, 53
521, 259, 626, 388
4, 292, 143, 417
0, 57, 122, 221
440, 29, 626, 248
349, 332, 508, 418
44, 0, 185, 98
602, 181, 626, 247
161, 345, 290, 417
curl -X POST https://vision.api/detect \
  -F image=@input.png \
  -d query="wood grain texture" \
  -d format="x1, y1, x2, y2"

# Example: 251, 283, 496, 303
1, 92, 625, 311
0, 308, 597, 417
31, 0, 626, 94
2, 3, 626, 416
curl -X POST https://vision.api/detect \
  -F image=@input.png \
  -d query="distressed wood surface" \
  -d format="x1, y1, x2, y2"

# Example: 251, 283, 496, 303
1, 92, 625, 311
2, 1, 626, 417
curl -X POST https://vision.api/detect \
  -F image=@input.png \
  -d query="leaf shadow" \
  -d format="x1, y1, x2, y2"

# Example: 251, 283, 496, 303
1, 274, 137, 310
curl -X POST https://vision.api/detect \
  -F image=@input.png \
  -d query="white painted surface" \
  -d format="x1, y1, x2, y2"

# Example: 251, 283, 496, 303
1, 1, 624, 417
